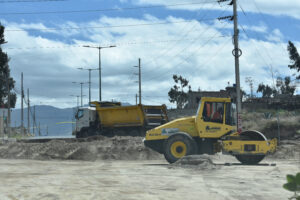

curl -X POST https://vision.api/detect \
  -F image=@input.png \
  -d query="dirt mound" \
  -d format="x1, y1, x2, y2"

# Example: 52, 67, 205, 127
171, 155, 219, 170
0, 136, 163, 161
269, 139, 300, 159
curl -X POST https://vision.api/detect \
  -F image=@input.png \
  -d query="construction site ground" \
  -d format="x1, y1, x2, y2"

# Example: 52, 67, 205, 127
0, 137, 299, 200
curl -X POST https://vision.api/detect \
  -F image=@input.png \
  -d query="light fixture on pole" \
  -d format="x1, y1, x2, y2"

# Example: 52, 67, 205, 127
82, 45, 116, 102
77, 67, 98, 104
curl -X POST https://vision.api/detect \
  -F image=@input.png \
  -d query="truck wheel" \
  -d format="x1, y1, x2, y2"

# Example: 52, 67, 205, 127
235, 155, 265, 165
163, 134, 197, 164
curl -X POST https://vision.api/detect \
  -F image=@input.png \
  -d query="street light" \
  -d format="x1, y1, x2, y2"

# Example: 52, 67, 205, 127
72, 82, 88, 107
77, 67, 98, 104
83, 45, 116, 102
70, 95, 80, 108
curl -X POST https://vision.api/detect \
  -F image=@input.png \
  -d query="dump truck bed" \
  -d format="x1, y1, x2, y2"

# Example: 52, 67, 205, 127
92, 102, 168, 128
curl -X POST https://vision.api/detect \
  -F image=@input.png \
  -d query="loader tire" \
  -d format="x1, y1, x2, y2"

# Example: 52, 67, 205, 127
163, 134, 197, 164
235, 155, 265, 165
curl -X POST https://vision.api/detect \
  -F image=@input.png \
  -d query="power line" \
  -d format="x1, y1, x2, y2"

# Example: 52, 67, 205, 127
239, 24, 276, 84
145, 23, 229, 82
142, 5, 231, 80
0, 1, 219, 15
0, 0, 66, 3
141, 1, 220, 71
248, 0, 287, 54
3, 36, 229, 50
5, 18, 216, 32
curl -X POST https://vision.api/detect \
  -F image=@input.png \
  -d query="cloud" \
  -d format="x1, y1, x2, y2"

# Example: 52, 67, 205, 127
135, 0, 300, 20
1, 14, 298, 109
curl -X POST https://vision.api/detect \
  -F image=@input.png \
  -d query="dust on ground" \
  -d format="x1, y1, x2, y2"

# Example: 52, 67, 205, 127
0, 158, 299, 200
0, 136, 300, 163
0, 136, 163, 161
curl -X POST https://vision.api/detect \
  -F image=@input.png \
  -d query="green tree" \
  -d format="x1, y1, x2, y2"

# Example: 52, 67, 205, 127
287, 41, 300, 79
0, 23, 16, 108
168, 75, 191, 109
256, 83, 275, 98
276, 76, 296, 96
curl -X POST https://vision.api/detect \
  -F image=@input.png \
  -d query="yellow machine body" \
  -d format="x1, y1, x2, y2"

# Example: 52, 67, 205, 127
144, 97, 277, 163
91, 102, 168, 128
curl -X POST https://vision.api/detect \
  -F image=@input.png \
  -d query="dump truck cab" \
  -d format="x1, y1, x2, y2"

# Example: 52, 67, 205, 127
144, 97, 277, 164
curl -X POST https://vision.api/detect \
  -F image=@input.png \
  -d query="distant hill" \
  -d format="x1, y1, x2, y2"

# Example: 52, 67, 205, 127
11, 102, 132, 137
11, 105, 75, 136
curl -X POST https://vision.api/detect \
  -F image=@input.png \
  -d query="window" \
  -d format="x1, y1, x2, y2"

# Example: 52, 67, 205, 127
225, 103, 237, 126
76, 109, 84, 119
202, 102, 224, 123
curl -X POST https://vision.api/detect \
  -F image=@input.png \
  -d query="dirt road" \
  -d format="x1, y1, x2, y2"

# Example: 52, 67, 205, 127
0, 156, 299, 200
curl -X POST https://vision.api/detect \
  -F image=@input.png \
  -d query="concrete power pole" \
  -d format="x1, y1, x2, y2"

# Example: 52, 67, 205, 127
233, 0, 242, 133
245, 77, 254, 98
138, 58, 141, 105
27, 88, 30, 134
6, 71, 11, 137
134, 58, 142, 105
21, 72, 24, 135
33, 105, 36, 136
135, 94, 138, 105
38, 122, 40, 136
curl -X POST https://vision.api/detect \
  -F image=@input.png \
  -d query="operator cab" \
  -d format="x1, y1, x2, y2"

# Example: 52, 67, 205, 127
195, 98, 237, 138
196, 99, 236, 126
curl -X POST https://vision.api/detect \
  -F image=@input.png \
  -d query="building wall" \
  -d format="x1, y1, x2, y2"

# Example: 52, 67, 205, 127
186, 88, 236, 109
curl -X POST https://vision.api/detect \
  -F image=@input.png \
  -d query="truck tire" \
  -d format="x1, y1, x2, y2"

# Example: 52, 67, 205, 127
235, 155, 265, 165
163, 134, 197, 164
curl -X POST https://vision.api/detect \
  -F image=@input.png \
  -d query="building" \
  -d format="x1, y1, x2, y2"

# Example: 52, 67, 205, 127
186, 86, 237, 109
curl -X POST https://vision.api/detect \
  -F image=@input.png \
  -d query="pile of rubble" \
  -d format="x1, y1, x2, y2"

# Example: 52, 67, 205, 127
0, 136, 162, 161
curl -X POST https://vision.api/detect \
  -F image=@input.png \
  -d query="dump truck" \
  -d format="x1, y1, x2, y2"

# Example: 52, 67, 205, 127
144, 97, 277, 164
75, 101, 168, 138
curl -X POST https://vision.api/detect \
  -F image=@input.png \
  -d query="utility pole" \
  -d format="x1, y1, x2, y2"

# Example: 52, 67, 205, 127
33, 105, 35, 136
135, 94, 138, 105
72, 82, 87, 107
83, 45, 116, 102
77, 67, 98, 104
134, 58, 142, 105
233, 0, 242, 133
70, 95, 80, 108
21, 72, 24, 135
245, 77, 254, 98
38, 122, 40, 136
27, 88, 30, 134
138, 58, 141, 105
6, 71, 11, 137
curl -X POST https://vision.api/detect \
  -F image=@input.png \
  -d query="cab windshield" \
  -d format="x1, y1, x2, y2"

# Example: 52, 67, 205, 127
75, 109, 84, 119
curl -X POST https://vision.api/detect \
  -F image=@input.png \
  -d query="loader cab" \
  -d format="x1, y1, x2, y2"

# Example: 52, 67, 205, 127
195, 97, 236, 138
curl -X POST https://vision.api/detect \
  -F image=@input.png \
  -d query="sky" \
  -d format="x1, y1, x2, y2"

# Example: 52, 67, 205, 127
1, 0, 300, 109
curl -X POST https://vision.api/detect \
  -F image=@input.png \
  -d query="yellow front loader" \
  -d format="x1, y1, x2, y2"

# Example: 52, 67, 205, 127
144, 97, 277, 164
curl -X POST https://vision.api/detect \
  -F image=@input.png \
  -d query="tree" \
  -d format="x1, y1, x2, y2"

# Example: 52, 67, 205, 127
256, 83, 275, 98
276, 76, 296, 96
0, 23, 16, 108
168, 75, 191, 109
287, 41, 300, 79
